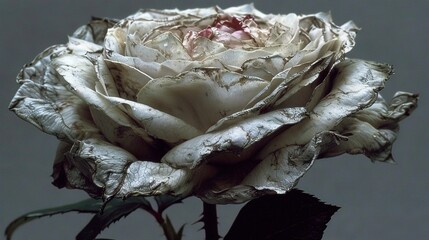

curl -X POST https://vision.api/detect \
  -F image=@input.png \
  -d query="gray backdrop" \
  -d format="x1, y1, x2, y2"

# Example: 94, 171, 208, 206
1, 0, 428, 239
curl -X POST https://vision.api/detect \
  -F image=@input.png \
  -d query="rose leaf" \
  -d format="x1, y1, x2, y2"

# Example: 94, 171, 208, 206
76, 197, 152, 240
4, 197, 153, 240
5, 198, 102, 240
224, 189, 339, 240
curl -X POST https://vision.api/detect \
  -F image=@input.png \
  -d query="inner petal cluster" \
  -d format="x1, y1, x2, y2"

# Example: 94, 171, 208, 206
183, 14, 263, 53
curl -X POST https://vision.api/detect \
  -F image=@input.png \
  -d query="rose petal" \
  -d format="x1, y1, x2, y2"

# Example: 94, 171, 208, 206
199, 131, 344, 204
107, 96, 202, 144
52, 141, 72, 187
122, 12, 200, 40
94, 55, 120, 97
16, 45, 67, 84
324, 92, 418, 161
137, 69, 269, 131
188, 36, 227, 60
9, 46, 101, 141
243, 38, 341, 111
277, 38, 341, 79
204, 48, 276, 68
105, 27, 127, 55
241, 55, 288, 80
355, 91, 419, 126
209, 51, 334, 132
144, 32, 192, 60
271, 54, 335, 109
126, 35, 167, 62
305, 69, 333, 111
52, 54, 99, 89
9, 81, 101, 141
223, 3, 266, 19
67, 37, 103, 55
52, 141, 102, 195
115, 161, 195, 197
107, 44, 283, 78
52, 54, 158, 160
260, 59, 392, 157
331, 118, 397, 161
67, 137, 204, 199
300, 12, 358, 53
104, 59, 153, 100
72, 18, 117, 45
88, 105, 157, 160
266, 15, 299, 46
124, 21, 169, 62
105, 52, 178, 78
67, 138, 137, 198
162, 107, 307, 168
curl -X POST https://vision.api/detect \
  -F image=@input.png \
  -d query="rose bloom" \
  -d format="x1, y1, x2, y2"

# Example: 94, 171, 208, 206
10, 4, 417, 203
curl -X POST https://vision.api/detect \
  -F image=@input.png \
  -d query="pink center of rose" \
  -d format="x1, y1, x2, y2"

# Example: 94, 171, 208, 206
183, 15, 257, 54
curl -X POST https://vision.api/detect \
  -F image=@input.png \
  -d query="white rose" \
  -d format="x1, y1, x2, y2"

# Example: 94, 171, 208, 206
9, 4, 417, 203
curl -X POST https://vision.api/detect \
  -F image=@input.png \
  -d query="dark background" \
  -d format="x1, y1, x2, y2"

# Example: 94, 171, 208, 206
1, 0, 427, 239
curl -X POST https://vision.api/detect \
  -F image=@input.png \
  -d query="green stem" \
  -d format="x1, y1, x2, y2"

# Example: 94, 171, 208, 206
203, 202, 219, 240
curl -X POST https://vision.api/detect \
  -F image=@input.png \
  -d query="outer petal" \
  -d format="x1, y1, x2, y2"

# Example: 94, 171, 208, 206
52, 141, 102, 195
330, 118, 397, 161
162, 107, 307, 168
260, 58, 392, 157
199, 131, 345, 204
354, 91, 419, 127
115, 161, 197, 197
67, 138, 206, 199
52, 54, 158, 160
66, 138, 137, 198
323, 92, 418, 161
9, 46, 101, 141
